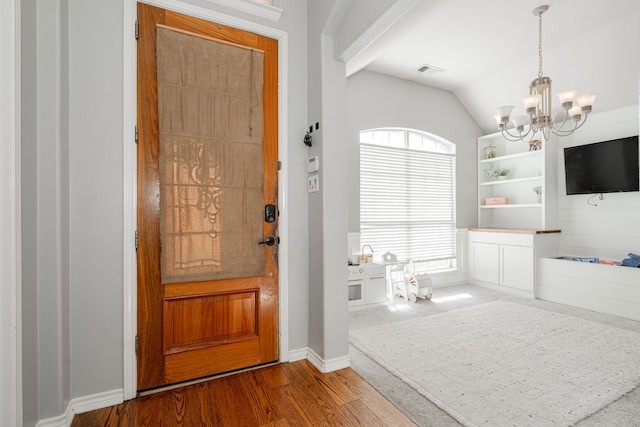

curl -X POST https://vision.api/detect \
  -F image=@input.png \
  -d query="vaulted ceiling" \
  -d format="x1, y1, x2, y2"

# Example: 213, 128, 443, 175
339, 0, 639, 134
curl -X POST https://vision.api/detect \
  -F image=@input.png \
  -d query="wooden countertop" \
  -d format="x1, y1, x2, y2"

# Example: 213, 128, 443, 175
468, 228, 561, 234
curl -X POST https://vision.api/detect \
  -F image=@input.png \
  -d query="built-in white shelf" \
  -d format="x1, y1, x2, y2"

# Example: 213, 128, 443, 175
477, 132, 557, 229
480, 176, 542, 186
479, 150, 542, 164
480, 203, 541, 209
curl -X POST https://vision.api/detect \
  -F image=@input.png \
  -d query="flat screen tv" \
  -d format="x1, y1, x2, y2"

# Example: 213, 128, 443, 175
564, 135, 639, 195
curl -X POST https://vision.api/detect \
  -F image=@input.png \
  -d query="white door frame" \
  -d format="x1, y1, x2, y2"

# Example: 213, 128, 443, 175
123, 0, 289, 399
1, 0, 22, 424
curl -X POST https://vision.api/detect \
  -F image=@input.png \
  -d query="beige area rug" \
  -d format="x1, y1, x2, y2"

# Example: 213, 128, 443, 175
349, 300, 640, 427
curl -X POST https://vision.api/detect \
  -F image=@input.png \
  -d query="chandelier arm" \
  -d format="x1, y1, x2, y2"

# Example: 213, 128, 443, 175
549, 110, 570, 131
550, 125, 578, 136
550, 116, 590, 136
529, 120, 542, 134
572, 116, 591, 131
501, 127, 532, 142
542, 127, 550, 141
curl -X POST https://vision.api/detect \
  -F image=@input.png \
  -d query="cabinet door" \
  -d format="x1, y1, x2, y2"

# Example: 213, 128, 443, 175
471, 241, 499, 284
500, 245, 534, 291
366, 275, 387, 304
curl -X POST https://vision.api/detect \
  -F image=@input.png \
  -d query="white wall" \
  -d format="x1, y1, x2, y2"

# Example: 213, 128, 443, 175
68, 0, 123, 400
306, 0, 350, 366
39, 0, 72, 417
556, 105, 640, 261
346, 70, 483, 233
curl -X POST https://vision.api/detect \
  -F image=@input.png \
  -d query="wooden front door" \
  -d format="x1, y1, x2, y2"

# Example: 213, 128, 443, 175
136, 3, 279, 392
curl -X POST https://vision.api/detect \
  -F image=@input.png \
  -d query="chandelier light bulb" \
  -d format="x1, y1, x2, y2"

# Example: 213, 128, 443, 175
522, 94, 542, 112
511, 116, 530, 132
557, 89, 578, 108
568, 105, 582, 119
496, 105, 514, 123
577, 93, 597, 109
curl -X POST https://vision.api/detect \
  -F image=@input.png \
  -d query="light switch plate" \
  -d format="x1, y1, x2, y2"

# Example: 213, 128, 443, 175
307, 174, 319, 192
307, 156, 319, 172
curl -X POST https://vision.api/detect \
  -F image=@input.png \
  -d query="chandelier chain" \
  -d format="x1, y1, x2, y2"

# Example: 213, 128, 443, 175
538, 12, 543, 78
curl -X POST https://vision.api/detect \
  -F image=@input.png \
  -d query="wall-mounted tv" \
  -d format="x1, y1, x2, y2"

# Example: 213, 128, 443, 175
564, 135, 639, 195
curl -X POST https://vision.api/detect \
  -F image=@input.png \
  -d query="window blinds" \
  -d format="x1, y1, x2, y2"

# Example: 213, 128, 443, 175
360, 142, 456, 264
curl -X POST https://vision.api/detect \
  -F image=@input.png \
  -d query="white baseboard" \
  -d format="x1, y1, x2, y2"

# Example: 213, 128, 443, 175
35, 409, 73, 427
306, 347, 351, 373
36, 389, 124, 427
288, 347, 309, 362
289, 347, 351, 373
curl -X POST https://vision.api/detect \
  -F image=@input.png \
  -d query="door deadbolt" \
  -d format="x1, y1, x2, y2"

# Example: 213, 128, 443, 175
265, 204, 277, 223
258, 236, 276, 246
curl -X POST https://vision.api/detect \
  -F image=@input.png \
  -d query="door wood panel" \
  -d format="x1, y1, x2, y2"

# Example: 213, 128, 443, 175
136, 3, 279, 392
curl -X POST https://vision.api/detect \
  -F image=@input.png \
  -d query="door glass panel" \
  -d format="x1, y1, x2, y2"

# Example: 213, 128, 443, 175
156, 27, 265, 284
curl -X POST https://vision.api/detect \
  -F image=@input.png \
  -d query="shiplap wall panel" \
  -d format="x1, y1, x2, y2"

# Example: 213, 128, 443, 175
555, 106, 640, 262
558, 220, 639, 237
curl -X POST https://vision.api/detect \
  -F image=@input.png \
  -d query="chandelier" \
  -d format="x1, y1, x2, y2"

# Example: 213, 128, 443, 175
495, 5, 596, 142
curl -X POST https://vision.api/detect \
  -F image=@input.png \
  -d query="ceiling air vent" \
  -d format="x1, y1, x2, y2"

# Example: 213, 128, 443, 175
416, 64, 445, 76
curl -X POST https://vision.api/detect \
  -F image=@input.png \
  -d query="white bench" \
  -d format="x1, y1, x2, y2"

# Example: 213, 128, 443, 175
537, 257, 640, 322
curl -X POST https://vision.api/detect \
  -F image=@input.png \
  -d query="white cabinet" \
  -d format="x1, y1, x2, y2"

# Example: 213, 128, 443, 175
470, 241, 499, 284
365, 264, 387, 305
477, 132, 557, 230
347, 263, 386, 309
468, 230, 559, 298
500, 244, 534, 290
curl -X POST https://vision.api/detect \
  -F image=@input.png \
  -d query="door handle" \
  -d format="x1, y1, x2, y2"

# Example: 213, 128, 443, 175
258, 236, 276, 246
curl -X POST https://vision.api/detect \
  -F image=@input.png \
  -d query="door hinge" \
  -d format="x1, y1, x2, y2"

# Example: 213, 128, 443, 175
135, 335, 138, 354
135, 230, 139, 250
135, 20, 139, 40
277, 160, 282, 170
135, 125, 138, 144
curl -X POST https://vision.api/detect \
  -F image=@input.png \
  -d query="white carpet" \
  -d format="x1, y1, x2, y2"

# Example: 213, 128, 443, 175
349, 300, 640, 427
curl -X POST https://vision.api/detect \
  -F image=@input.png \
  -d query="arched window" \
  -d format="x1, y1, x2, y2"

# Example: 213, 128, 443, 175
360, 128, 456, 271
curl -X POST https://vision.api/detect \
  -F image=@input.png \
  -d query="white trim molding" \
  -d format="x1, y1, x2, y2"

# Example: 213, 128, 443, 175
124, 0, 290, 398
36, 389, 124, 427
289, 348, 351, 373
341, 0, 418, 66
288, 347, 309, 362
122, 0, 138, 401
0, 0, 22, 425
199, 0, 283, 21
307, 348, 351, 373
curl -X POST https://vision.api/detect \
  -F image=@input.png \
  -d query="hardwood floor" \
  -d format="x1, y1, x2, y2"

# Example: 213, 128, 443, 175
71, 360, 416, 426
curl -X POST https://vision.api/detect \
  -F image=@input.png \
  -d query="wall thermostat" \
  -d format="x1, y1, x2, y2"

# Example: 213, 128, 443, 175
307, 156, 319, 173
